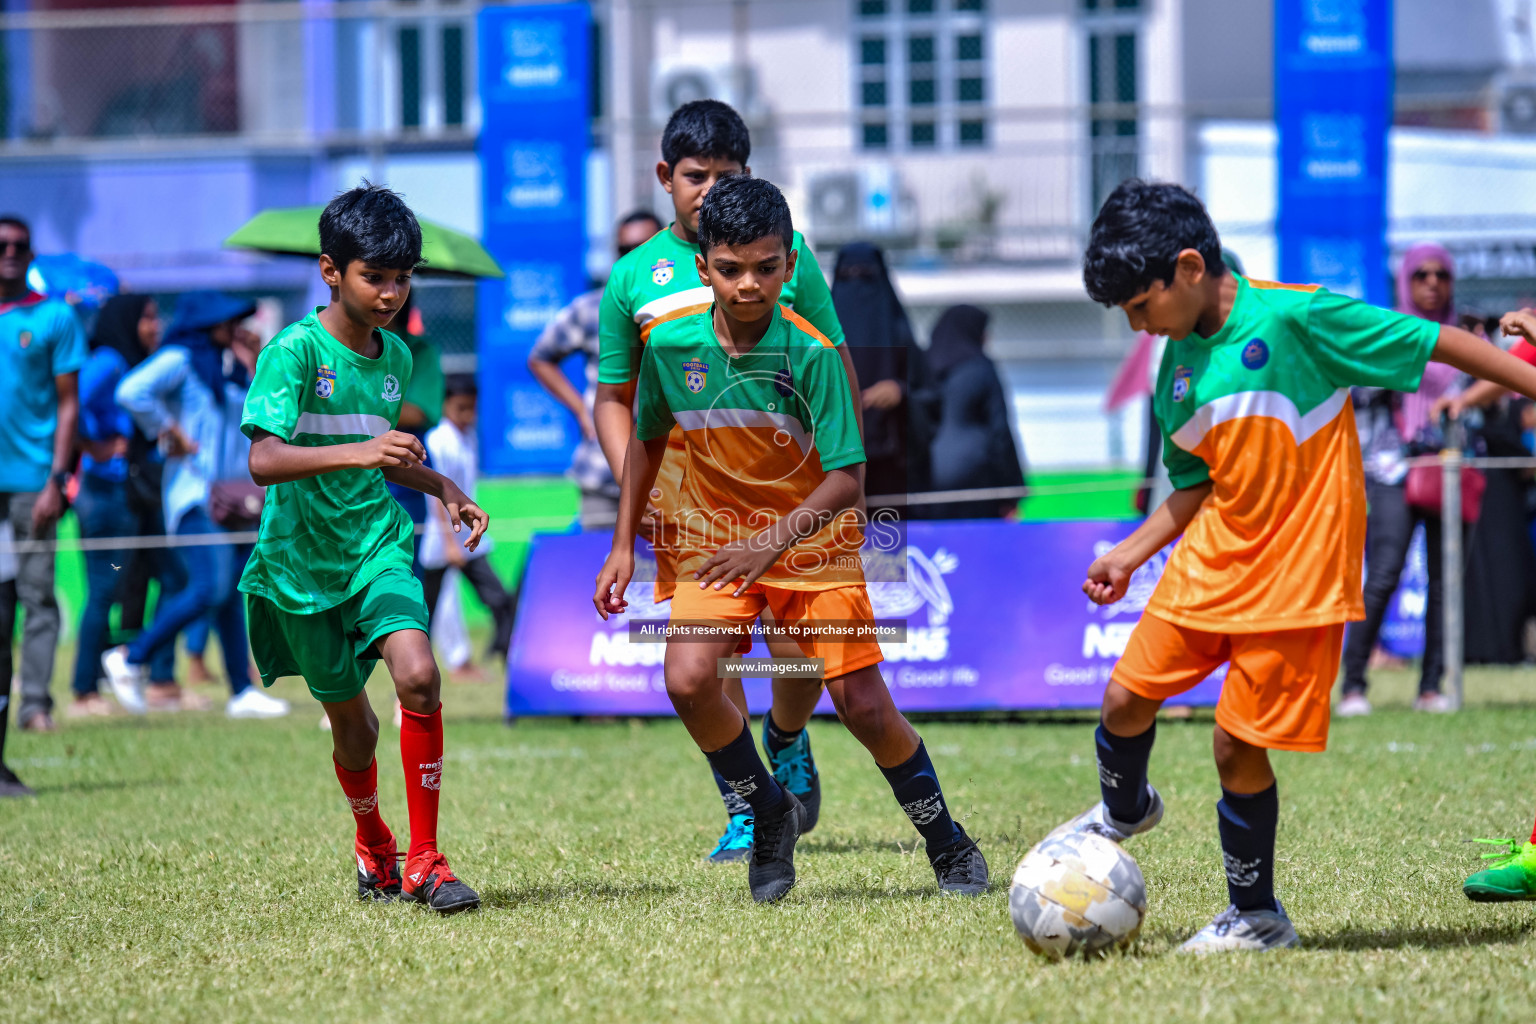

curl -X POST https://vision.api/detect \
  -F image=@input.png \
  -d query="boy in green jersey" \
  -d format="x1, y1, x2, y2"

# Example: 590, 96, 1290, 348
594, 175, 986, 903
1050, 179, 1536, 952
239, 184, 488, 914
594, 100, 861, 862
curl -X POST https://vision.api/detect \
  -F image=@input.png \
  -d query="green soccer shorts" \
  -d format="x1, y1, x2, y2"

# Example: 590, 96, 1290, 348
246, 565, 430, 704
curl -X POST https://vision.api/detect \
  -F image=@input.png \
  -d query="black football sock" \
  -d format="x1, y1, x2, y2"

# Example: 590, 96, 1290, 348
879, 741, 964, 854
712, 767, 752, 818
762, 710, 804, 756
0, 666, 10, 769
1096, 721, 1155, 824
703, 722, 788, 817
1216, 783, 1279, 913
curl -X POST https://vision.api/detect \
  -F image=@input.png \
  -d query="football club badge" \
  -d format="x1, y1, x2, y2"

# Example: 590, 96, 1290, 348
382, 373, 402, 402
17, 330, 31, 349
683, 358, 709, 393
1172, 365, 1193, 403
651, 258, 675, 286
314, 365, 337, 399
774, 367, 794, 397
1241, 338, 1270, 370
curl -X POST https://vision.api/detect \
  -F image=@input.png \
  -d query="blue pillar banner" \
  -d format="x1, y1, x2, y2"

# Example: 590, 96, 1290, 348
1275, 0, 1392, 305
476, 3, 590, 474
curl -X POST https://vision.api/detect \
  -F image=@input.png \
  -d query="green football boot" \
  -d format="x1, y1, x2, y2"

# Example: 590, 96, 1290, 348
1464, 839, 1536, 902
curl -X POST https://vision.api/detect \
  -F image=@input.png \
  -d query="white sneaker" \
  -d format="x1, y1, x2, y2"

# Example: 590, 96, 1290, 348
1414, 691, 1455, 713
226, 688, 291, 719
100, 646, 148, 715
1180, 901, 1299, 953
1047, 784, 1165, 843
1335, 692, 1372, 717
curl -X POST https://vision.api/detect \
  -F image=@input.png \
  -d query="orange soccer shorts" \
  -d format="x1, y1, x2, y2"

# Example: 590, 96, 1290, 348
648, 432, 688, 602
667, 582, 885, 681
1112, 612, 1347, 753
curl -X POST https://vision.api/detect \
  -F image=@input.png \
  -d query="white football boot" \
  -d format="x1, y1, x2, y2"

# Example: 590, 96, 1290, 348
1047, 783, 1164, 843
1180, 901, 1299, 953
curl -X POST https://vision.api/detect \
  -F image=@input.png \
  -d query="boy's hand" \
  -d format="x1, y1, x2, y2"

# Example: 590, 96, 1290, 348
1083, 552, 1133, 606
593, 549, 635, 619
695, 531, 787, 597
1431, 393, 1465, 423
356, 430, 426, 470
1500, 308, 1536, 345
441, 485, 489, 552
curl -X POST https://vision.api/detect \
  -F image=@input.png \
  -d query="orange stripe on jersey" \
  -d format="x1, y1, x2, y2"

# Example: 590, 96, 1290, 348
779, 305, 835, 348
1243, 277, 1322, 294
639, 302, 711, 345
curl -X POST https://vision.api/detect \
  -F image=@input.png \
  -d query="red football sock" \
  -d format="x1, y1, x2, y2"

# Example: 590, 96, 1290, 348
333, 757, 393, 849
399, 706, 444, 861
1529, 811, 1536, 845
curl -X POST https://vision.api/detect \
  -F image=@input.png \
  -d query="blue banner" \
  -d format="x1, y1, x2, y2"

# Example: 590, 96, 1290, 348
505, 520, 1227, 717
1275, 0, 1392, 304
476, 3, 590, 474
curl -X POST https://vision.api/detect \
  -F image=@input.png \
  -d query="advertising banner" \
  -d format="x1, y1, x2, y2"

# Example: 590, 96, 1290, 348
476, 3, 590, 474
505, 520, 1227, 716
1275, 0, 1392, 304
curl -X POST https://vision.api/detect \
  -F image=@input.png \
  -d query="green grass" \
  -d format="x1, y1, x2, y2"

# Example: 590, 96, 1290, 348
6, 662, 1536, 1023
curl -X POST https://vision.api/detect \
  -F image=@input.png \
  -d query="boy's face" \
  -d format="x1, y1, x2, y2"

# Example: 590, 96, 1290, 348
695, 236, 797, 326
444, 391, 476, 429
320, 255, 413, 330
1117, 249, 1210, 341
656, 156, 747, 234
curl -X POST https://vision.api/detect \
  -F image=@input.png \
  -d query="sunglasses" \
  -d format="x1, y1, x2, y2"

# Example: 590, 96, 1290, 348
0, 240, 30, 256
1412, 268, 1450, 282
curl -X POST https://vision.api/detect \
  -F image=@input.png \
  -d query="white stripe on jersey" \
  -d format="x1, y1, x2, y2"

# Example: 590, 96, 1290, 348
635, 286, 714, 325
672, 407, 811, 456
293, 412, 392, 439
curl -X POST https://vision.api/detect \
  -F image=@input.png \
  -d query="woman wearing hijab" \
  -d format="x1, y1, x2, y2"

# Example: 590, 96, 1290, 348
1338, 243, 1468, 716
830, 243, 937, 511
926, 304, 1025, 520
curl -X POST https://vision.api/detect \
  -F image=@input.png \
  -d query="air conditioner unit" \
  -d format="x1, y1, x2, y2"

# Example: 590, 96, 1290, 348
650, 64, 760, 125
1499, 78, 1536, 134
806, 164, 903, 241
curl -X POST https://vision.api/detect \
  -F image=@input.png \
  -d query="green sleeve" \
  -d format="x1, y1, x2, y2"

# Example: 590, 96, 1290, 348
597, 268, 641, 385
788, 235, 845, 346
633, 340, 673, 441
1304, 289, 1440, 392
1162, 434, 1211, 490
403, 337, 443, 427
242, 342, 306, 440
802, 344, 865, 471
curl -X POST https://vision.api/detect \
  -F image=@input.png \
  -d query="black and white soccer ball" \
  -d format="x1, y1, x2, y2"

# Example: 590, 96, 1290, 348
1008, 830, 1147, 961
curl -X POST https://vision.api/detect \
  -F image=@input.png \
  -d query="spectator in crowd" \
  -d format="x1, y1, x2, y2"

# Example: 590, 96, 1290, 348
421, 374, 514, 665
383, 290, 444, 575
70, 294, 207, 716
830, 242, 937, 512
529, 209, 664, 528
925, 304, 1025, 520
0, 215, 85, 759
1338, 242, 1466, 716
105, 292, 290, 719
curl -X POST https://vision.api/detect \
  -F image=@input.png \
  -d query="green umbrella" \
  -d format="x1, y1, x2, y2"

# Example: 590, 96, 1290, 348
224, 205, 504, 279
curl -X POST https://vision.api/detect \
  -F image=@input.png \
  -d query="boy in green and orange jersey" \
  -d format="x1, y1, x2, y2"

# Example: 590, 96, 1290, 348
594, 99, 860, 863
1052, 179, 1536, 952
593, 176, 986, 904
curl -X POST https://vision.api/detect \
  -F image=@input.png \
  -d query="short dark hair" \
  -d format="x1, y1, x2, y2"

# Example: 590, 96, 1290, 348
1082, 179, 1224, 307
0, 215, 31, 246
319, 182, 423, 273
618, 209, 662, 232
444, 373, 477, 399
696, 175, 794, 257
660, 99, 750, 169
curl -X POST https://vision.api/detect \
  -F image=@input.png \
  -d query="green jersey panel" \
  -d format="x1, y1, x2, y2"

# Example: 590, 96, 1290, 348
238, 309, 417, 615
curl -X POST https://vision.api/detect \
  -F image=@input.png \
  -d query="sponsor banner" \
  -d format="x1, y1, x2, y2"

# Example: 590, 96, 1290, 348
1379, 524, 1428, 658
505, 519, 1227, 716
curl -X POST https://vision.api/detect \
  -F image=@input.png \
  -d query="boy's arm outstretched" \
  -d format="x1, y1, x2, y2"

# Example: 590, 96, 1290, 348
1430, 317, 1536, 402
594, 432, 669, 619
1084, 480, 1213, 605
1437, 310, 1536, 415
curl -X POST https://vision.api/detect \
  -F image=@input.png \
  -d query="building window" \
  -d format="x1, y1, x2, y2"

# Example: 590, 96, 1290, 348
399, 26, 422, 129
855, 0, 988, 150
1084, 0, 1141, 213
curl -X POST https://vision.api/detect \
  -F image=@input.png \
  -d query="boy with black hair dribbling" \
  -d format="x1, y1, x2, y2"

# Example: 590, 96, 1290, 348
594, 175, 986, 903
239, 183, 488, 913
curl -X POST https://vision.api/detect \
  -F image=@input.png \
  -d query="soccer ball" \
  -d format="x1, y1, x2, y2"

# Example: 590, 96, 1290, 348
1008, 830, 1147, 961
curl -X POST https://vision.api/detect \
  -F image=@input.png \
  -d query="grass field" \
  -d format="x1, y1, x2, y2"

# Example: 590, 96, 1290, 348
5, 662, 1536, 1023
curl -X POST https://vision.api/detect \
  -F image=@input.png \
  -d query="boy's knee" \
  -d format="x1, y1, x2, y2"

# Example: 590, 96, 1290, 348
665, 667, 719, 713
393, 656, 440, 707
1212, 725, 1264, 772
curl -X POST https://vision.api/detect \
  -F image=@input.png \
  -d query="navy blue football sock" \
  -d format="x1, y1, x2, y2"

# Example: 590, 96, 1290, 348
880, 741, 964, 853
1095, 721, 1155, 824
703, 722, 788, 817
1216, 783, 1280, 912
762, 712, 803, 756
712, 767, 752, 817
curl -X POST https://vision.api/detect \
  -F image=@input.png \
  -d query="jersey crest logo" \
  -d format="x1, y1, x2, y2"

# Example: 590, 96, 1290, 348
315, 365, 336, 399
1172, 365, 1192, 403
381, 374, 401, 402
774, 368, 794, 397
1241, 338, 1270, 370
651, 258, 674, 286
16, 330, 31, 349
683, 358, 709, 393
